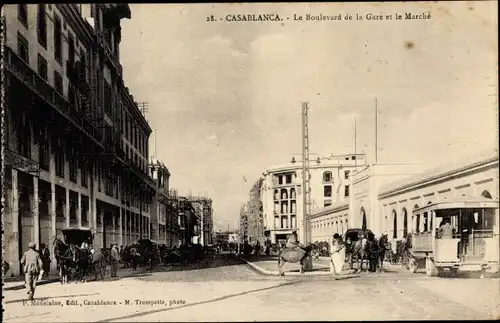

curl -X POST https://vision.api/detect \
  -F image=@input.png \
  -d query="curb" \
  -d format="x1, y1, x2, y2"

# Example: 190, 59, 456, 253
3, 277, 60, 291
240, 257, 333, 276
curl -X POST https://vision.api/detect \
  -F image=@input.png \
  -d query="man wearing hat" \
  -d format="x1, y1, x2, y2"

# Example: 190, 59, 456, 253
110, 243, 119, 277
20, 242, 44, 300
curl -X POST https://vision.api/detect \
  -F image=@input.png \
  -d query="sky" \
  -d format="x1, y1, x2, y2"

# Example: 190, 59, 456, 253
119, 2, 498, 230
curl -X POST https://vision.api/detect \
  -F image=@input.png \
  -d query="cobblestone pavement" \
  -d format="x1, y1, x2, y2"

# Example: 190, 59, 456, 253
3, 254, 499, 322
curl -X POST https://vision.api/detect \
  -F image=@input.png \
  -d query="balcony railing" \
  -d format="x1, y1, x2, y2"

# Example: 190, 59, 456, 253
4, 46, 103, 145
126, 160, 156, 188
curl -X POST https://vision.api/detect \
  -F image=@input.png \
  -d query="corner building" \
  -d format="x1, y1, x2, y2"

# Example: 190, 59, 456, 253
2, 4, 155, 277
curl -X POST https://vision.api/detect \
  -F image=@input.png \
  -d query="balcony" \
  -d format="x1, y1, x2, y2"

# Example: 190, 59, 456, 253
125, 160, 156, 189
4, 46, 103, 145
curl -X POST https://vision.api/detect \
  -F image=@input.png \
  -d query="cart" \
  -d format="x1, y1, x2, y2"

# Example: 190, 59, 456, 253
407, 197, 499, 278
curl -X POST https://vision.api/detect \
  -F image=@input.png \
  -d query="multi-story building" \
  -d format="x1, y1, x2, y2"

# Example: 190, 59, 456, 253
2, 4, 155, 276
259, 154, 365, 245
186, 196, 213, 246
241, 179, 265, 243
148, 158, 173, 244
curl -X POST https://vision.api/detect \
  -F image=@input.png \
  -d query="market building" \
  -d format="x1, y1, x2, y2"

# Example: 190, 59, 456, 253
309, 149, 499, 248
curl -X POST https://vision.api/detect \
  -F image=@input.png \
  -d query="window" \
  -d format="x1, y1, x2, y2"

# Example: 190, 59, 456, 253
324, 200, 332, 207
285, 174, 292, 184
103, 82, 112, 115
81, 160, 88, 188
37, 54, 48, 80
344, 185, 350, 197
324, 185, 332, 197
80, 51, 88, 81
17, 113, 31, 159
18, 4, 28, 27
68, 34, 75, 67
54, 71, 63, 94
345, 170, 350, 180
323, 171, 332, 182
54, 139, 65, 178
37, 4, 47, 47
54, 16, 62, 63
17, 32, 29, 63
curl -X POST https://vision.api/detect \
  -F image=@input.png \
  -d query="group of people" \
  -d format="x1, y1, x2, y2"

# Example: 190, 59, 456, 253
284, 231, 347, 275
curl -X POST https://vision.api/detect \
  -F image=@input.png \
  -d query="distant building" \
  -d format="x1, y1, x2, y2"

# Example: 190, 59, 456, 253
186, 196, 213, 246
259, 154, 365, 245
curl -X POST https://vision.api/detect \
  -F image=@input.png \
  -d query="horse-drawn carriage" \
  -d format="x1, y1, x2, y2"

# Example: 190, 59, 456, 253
53, 229, 108, 283
406, 197, 499, 278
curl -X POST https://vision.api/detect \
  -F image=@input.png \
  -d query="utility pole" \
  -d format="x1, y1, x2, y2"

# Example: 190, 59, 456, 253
354, 115, 357, 167
301, 102, 313, 271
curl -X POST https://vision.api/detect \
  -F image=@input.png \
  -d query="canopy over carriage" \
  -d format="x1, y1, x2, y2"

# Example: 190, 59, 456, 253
61, 228, 93, 246
408, 196, 499, 277
344, 228, 374, 243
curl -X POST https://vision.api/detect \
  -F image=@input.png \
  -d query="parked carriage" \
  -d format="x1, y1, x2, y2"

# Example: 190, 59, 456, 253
407, 197, 499, 277
54, 229, 107, 282
62, 228, 93, 247
344, 228, 374, 269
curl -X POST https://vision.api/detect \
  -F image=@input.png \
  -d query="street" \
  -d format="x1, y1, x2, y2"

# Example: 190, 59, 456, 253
3, 254, 499, 322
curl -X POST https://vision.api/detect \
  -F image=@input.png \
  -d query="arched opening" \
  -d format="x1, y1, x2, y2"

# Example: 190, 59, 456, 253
281, 189, 288, 200
480, 190, 494, 229
273, 190, 279, 200
392, 210, 398, 239
402, 208, 408, 238
481, 190, 492, 199
361, 207, 367, 230
290, 188, 296, 199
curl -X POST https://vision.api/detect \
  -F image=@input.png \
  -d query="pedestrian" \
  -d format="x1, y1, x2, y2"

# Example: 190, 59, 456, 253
110, 243, 119, 277
330, 234, 346, 278
20, 242, 44, 300
40, 243, 51, 279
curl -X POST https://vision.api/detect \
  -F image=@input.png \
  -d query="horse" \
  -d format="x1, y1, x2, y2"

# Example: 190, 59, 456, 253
277, 243, 317, 276
52, 237, 73, 284
371, 234, 389, 272
351, 236, 369, 272
400, 233, 413, 269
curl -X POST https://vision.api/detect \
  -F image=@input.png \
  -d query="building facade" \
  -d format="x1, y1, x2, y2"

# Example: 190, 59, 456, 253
309, 150, 499, 248
186, 196, 213, 246
259, 154, 365, 245
2, 4, 155, 277
240, 179, 265, 243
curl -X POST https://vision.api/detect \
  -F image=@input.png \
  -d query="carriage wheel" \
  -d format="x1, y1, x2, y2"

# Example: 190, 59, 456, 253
408, 258, 418, 273
425, 258, 438, 277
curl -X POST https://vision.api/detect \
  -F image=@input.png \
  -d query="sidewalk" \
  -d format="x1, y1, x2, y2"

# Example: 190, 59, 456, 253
241, 255, 406, 276
3, 265, 155, 291
240, 255, 332, 276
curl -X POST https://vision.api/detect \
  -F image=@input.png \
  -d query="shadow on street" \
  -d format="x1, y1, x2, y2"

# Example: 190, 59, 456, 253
160, 253, 246, 272
100, 280, 298, 322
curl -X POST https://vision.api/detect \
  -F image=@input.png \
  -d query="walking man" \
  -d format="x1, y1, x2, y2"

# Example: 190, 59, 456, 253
20, 242, 43, 300
110, 243, 119, 277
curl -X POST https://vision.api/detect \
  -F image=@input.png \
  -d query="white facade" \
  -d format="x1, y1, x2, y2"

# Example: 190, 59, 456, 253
309, 150, 499, 249
260, 154, 365, 244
